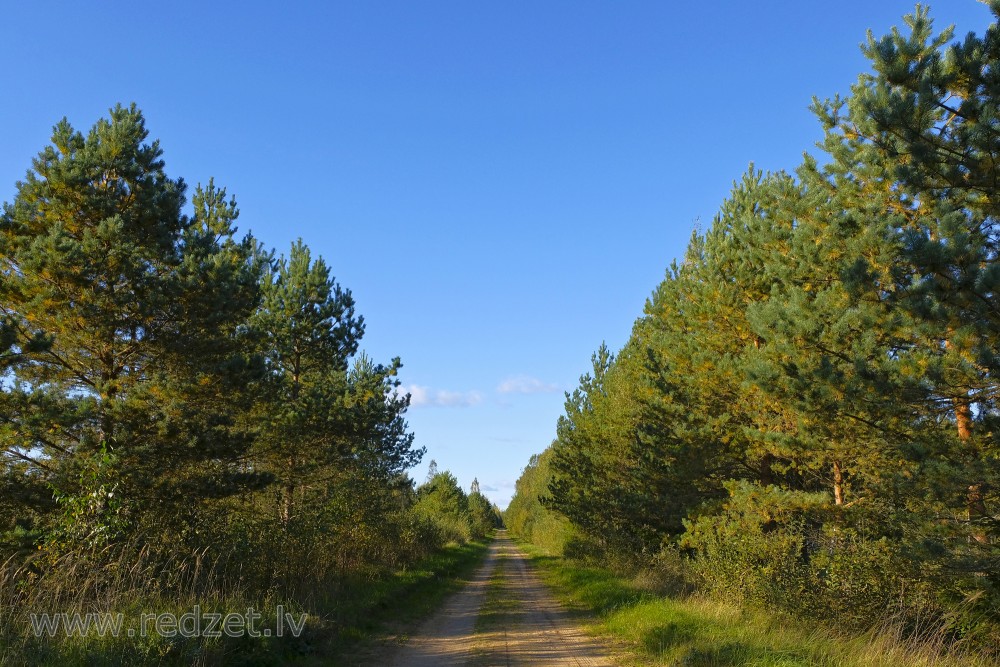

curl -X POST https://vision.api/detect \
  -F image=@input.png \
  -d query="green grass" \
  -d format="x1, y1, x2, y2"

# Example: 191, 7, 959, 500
310, 537, 494, 664
470, 549, 521, 666
0, 538, 493, 667
474, 550, 520, 635
517, 541, 998, 667
2, 596, 309, 666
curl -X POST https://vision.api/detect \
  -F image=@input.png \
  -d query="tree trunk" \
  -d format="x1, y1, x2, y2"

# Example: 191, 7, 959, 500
944, 339, 988, 543
956, 400, 973, 441
281, 470, 294, 526
955, 399, 989, 543
833, 460, 844, 506
281, 356, 301, 527
760, 452, 774, 487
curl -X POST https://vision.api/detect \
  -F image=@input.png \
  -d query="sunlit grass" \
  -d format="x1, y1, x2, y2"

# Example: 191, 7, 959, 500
0, 537, 493, 666
518, 541, 997, 667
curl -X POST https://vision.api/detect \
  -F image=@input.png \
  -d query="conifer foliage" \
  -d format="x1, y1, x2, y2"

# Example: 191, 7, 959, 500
512, 4, 1000, 646
1, 105, 268, 543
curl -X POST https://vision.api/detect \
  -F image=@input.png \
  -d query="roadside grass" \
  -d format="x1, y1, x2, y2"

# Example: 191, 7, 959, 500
0, 538, 492, 667
2, 590, 308, 666
517, 541, 998, 667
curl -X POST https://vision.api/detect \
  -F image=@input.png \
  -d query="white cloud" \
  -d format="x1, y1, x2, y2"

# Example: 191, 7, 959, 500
398, 384, 484, 408
496, 375, 561, 395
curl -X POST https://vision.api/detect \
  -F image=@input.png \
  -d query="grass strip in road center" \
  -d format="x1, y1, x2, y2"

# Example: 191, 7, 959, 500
474, 551, 521, 635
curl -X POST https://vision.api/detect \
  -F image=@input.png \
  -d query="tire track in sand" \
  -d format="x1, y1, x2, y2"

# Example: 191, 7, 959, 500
389, 532, 613, 666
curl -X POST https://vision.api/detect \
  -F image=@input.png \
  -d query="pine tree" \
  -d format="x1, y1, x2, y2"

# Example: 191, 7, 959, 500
814, 4, 1000, 551
345, 352, 422, 480
250, 240, 420, 527
0, 104, 267, 545
637, 171, 803, 526
252, 239, 363, 524
549, 342, 653, 552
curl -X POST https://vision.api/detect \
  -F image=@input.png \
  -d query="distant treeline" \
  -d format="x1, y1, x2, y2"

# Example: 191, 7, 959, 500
0, 104, 499, 663
508, 6, 1000, 647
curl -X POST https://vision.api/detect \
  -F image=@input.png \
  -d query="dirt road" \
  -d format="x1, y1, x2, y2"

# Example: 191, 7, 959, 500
387, 532, 614, 666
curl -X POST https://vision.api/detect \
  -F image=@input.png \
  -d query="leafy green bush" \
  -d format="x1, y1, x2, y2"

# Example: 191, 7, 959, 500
413, 469, 480, 545
680, 482, 823, 610
680, 481, 951, 634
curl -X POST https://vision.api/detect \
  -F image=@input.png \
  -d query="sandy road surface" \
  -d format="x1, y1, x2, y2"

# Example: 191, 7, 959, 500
388, 532, 613, 667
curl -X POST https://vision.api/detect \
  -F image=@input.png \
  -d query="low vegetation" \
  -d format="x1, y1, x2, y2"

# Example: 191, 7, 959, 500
475, 551, 519, 636
521, 542, 997, 667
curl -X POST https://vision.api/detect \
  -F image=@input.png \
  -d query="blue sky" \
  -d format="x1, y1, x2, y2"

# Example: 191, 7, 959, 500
1, 1, 994, 507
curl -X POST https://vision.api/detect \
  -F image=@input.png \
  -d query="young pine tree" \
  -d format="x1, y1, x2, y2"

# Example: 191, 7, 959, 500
0, 104, 267, 548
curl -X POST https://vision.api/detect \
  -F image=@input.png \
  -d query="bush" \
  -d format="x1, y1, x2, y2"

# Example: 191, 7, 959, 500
679, 481, 953, 634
